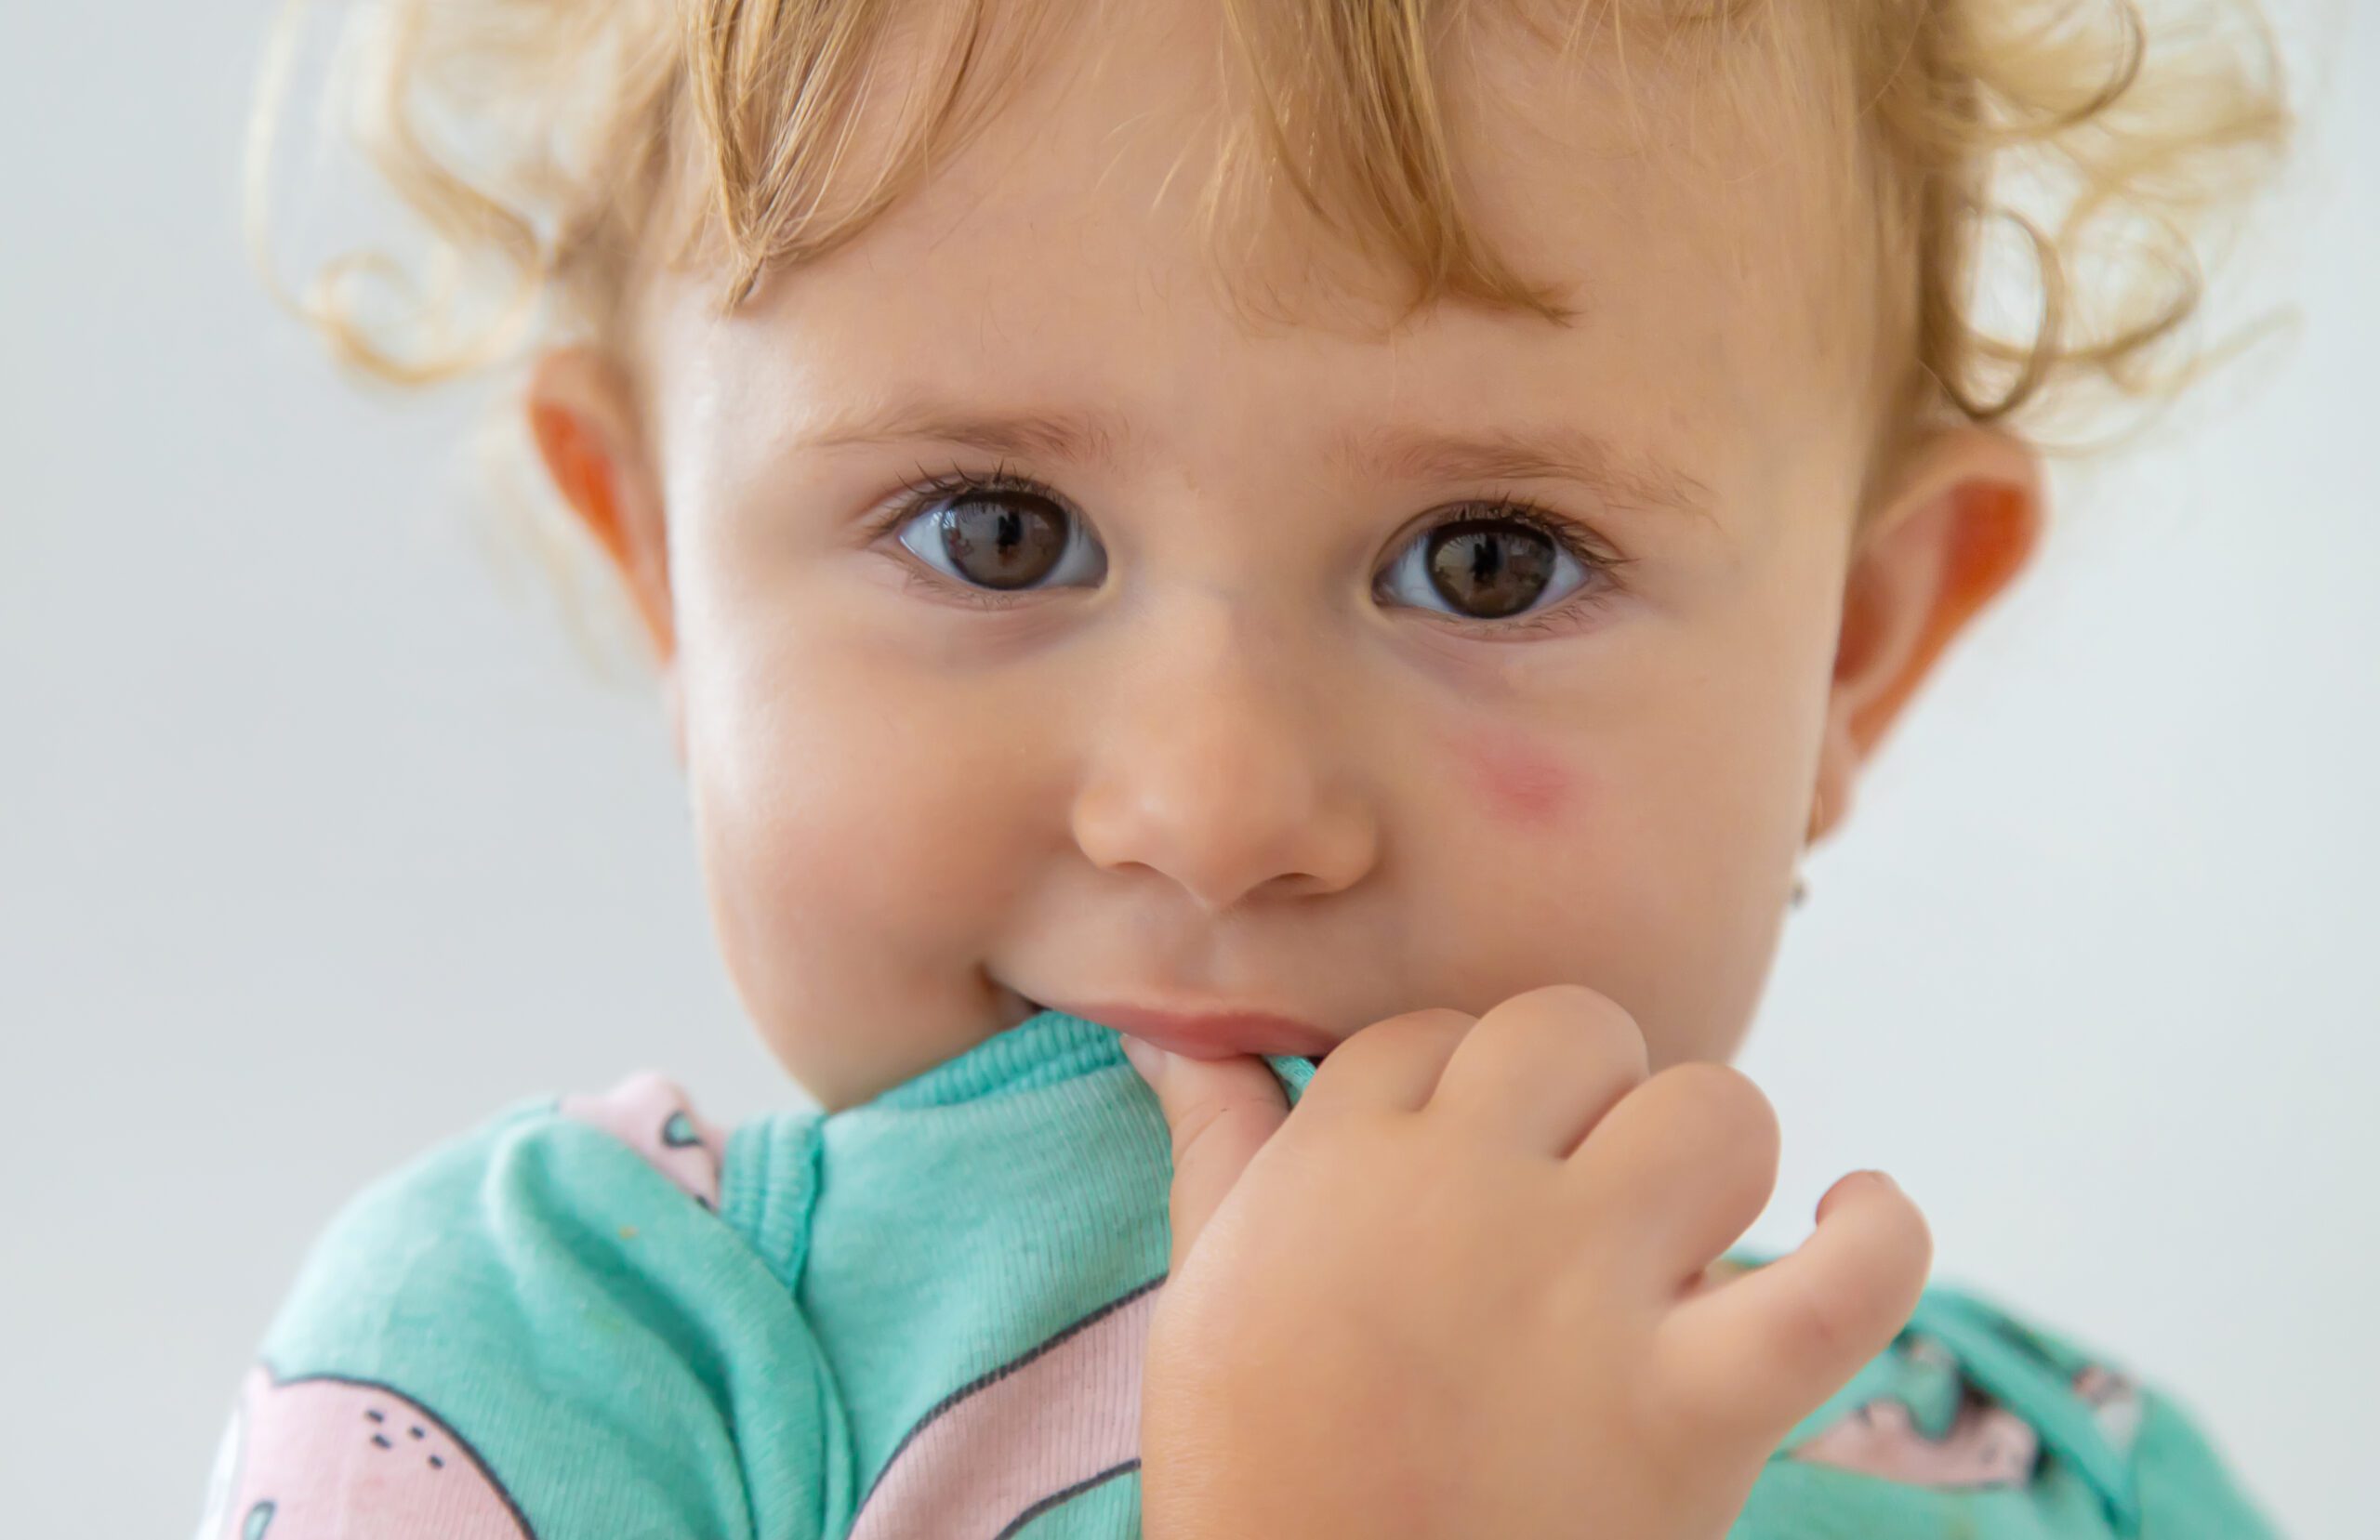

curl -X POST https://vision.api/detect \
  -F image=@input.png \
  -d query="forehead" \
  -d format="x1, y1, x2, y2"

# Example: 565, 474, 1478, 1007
648, 0, 1872, 495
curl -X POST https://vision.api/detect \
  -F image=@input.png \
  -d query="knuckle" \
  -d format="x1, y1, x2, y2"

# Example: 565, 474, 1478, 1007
1498, 980, 1628, 1025
1485, 983, 1648, 1063
1778, 1240, 1928, 1374
1609, 1063, 1780, 1215
1336, 1006, 1474, 1067
1657, 1061, 1779, 1152
1389, 1005, 1482, 1034
1774, 1275, 1870, 1365
1507, 981, 1611, 1010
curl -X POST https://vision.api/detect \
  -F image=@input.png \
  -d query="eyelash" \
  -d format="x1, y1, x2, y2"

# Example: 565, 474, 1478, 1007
860, 457, 1639, 637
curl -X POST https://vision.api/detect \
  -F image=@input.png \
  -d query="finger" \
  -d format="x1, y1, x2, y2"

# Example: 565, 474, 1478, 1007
1120, 1037, 1289, 1273
1650, 1169, 1932, 1439
1565, 1060, 1778, 1285
1291, 1007, 1478, 1117
1426, 983, 1649, 1156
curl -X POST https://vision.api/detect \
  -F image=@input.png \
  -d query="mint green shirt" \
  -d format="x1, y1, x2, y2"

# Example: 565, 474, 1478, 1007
196, 1009, 2278, 1539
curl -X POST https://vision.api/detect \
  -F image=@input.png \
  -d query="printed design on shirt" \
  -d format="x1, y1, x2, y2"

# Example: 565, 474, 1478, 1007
1968, 1301, 2149, 1459
1788, 1337, 2042, 1490
846, 1276, 1162, 1540
192, 1363, 535, 1540
557, 1070, 731, 1212
2072, 1362, 2145, 1456
1790, 1393, 2043, 1490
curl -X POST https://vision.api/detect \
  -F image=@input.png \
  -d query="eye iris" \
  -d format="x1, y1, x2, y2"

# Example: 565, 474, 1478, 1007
939, 494, 1067, 589
1425, 519, 1556, 619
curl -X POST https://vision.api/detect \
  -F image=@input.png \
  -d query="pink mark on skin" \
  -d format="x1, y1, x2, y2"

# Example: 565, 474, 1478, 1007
1448, 723, 1575, 828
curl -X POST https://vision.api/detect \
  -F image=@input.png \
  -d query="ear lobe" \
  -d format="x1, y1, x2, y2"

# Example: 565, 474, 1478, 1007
1814, 427, 2045, 838
524, 346, 677, 667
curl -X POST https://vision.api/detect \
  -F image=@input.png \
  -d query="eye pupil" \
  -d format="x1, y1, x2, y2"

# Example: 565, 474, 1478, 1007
939, 494, 1067, 589
1425, 519, 1556, 619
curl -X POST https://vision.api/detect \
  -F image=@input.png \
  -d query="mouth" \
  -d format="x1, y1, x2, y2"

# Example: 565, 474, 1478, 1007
1025, 994, 1341, 1061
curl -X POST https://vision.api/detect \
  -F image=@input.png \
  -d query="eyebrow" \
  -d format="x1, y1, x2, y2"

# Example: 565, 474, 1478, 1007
796, 395, 1715, 520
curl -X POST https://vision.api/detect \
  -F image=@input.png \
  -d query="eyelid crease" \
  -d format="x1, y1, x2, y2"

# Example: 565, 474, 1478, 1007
864, 460, 1639, 571
798, 393, 1716, 524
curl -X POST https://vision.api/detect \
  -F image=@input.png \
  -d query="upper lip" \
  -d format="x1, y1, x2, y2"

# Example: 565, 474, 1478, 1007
1030, 995, 1339, 1060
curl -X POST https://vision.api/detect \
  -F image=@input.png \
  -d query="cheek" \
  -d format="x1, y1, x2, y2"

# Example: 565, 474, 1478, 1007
1442, 722, 1578, 830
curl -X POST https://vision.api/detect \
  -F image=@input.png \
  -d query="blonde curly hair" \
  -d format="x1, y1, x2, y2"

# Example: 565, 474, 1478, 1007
245, 0, 2290, 670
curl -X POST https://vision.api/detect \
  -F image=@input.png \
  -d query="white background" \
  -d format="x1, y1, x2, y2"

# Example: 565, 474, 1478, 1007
3, 2, 2372, 1533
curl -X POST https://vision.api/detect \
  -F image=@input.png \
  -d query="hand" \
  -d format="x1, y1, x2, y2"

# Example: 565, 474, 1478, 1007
1120, 982, 1931, 1540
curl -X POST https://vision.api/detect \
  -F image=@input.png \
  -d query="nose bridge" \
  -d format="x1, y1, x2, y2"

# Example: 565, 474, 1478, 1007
1132, 579, 1321, 749
1172, 576, 1294, 679
1071, 582, 1375, 912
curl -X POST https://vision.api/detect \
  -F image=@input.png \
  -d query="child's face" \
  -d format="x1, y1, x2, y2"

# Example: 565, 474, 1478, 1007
533, 1, 2041, 1112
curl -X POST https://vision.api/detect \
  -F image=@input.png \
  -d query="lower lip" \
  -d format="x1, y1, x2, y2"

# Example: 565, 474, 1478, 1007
1033, 999, 1340, 1060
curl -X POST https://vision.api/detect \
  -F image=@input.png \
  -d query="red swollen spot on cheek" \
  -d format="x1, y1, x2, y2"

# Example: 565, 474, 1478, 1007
1448, 724, 1574, 828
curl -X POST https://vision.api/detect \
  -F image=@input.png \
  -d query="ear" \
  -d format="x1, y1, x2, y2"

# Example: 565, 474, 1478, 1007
1812, 425, 2045, 843
523, 346, 686, 767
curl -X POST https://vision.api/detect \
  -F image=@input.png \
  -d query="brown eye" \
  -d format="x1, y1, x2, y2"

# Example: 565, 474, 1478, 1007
1421, 518, 1560, 619
937, 494, 1067, 589
1375, 507, 1612, 629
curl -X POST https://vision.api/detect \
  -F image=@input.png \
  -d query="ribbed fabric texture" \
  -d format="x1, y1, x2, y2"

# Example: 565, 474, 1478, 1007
214, 1010, 2278, 1540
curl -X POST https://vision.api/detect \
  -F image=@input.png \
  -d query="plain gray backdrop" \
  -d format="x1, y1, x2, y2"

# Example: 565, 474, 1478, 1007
4, 2, 2373, 1533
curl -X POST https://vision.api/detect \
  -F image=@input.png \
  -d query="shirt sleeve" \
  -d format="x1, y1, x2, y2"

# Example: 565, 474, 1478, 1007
192, 1086, 853, 1540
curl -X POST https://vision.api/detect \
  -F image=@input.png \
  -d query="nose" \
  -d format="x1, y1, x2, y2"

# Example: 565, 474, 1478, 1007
1069, 590, 1379, 914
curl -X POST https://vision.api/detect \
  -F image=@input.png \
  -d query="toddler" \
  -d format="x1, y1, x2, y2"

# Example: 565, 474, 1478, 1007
203, 0, 2291, 1535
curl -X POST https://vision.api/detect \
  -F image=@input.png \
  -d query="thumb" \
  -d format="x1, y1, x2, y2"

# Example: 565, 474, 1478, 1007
1119, 1035, 1289, 1273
